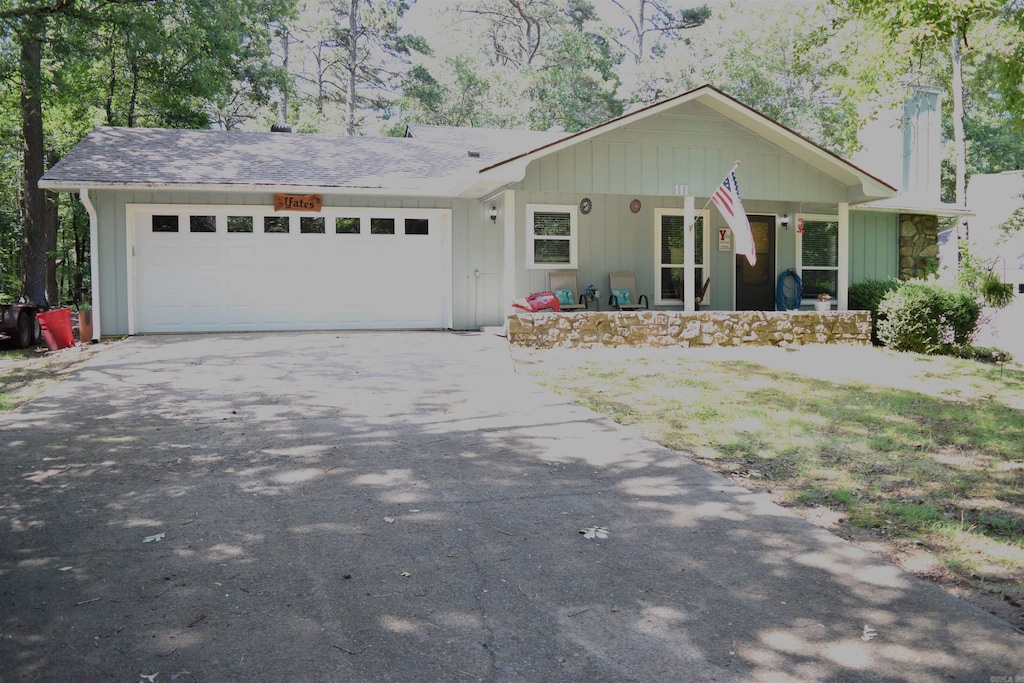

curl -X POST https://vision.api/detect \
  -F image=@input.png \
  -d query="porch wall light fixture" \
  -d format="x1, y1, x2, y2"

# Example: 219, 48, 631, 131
489, 206, 498, 223
780, 214, 790, 229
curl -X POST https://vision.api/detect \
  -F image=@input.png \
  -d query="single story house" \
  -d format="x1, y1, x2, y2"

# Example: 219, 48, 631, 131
40, 84, 958, 339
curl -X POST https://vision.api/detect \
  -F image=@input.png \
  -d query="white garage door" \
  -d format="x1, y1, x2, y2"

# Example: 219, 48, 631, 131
131, 206, 450, 333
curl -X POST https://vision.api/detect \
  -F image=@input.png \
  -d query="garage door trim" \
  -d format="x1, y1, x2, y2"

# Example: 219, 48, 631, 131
126, 203, 453, 334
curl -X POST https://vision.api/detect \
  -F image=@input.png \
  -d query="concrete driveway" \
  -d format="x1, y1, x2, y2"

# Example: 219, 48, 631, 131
1, 332, 1020, 682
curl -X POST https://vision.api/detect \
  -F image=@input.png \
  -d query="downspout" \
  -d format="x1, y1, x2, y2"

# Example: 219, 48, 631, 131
79, 188, 100, 341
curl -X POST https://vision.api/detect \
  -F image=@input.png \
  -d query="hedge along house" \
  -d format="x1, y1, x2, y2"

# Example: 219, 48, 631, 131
41, 84, 949, 340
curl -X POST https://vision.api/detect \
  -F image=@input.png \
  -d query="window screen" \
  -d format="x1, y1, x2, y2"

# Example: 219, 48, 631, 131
801, 219, 839, 298
532, 211, 572, 264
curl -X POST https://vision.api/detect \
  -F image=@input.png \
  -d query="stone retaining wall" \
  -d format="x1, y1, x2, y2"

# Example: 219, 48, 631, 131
507, 310, 872, 348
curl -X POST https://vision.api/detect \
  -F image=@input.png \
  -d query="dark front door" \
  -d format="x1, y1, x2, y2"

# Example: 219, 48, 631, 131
735, 215, 775, 310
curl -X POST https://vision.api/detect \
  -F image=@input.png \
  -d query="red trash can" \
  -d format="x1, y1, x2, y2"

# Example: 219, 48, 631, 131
36, 308, 75, 351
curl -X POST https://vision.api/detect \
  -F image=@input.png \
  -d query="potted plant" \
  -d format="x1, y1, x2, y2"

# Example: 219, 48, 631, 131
814, 293, 832, 312
78, 306, 93, 342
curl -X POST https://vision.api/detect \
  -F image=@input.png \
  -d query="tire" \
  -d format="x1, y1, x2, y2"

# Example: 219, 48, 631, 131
32, 316, 43, 345
16, 311, 33, 348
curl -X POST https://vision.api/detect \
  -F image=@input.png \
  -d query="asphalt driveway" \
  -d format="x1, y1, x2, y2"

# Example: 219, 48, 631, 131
1, 332, 1020, 682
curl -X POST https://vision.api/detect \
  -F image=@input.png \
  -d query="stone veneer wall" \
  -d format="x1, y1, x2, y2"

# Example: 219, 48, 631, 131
899, 213, 940, 280
507, 310, 872, 348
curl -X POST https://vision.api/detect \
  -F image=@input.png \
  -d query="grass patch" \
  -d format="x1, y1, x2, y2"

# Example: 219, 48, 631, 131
0, 343, 102, 412
516, 345, 1024, 612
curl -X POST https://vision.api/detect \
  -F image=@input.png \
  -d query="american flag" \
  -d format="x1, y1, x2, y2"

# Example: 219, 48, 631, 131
711, 169, 756, 266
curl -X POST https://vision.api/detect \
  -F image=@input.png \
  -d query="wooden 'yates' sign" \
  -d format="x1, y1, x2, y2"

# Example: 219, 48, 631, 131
274, 194, 323, 212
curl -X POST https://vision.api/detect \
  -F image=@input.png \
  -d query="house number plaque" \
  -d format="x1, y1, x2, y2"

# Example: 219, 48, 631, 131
274, 194, 323, 212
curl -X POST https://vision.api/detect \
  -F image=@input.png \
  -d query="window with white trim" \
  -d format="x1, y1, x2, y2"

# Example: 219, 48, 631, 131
797, 215, 839, 301
527, 204, 577, 268
655, 209, 709, 304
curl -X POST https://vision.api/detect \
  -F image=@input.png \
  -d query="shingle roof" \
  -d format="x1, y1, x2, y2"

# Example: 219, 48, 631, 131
405, 125, 565, 155
40, 126, 509, 194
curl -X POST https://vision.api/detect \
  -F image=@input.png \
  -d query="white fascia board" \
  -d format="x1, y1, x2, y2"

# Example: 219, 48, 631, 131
854, 201, 973, 217
453, 159, 532, 199
37, 179, 465, 197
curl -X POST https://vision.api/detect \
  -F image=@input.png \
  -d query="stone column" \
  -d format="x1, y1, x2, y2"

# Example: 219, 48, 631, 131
899, 213, 940, 280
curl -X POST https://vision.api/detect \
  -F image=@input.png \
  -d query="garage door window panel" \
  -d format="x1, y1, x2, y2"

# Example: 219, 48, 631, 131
265, 216, 290, 233
336, 217, 360, 234
190, 215, 216, 233
228, 216, 253, 233
152, 215, 179, 233
301, 217, 326, 234
405, 218, 429, 235
371, 218, 395, 235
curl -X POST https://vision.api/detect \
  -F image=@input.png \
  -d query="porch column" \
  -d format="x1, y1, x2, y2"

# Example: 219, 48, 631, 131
80, 188, 100, 341
502, 189, 516, 318
838, 201, 849, 311
684, 195, 696, 312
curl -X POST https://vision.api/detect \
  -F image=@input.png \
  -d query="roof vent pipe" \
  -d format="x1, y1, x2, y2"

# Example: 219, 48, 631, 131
271, 122, 293, 133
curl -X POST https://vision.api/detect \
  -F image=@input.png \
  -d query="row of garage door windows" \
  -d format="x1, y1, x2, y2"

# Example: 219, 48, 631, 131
151, 214, 431, 235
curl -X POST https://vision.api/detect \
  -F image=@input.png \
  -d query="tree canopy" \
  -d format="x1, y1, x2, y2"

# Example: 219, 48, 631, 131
1, 0, 1022, 305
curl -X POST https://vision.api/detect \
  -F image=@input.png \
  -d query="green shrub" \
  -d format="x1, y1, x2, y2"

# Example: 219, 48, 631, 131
848, 278, 901, 345
876, 281, 981, 353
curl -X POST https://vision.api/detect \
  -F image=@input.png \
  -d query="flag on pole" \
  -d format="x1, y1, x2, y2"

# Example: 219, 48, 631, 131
711, 168, 756, 266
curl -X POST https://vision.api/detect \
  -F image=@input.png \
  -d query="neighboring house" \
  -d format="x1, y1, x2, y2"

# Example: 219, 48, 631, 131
39, 85, 951, 338
964, 171, 1024, 358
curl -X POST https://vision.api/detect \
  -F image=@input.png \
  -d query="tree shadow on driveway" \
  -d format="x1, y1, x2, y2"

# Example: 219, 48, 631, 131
1, 332, 1020, 682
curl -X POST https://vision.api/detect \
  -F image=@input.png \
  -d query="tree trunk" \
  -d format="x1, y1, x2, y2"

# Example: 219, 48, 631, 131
951, 32, 968, 239
127, 55, 140, 127
105, 30, 117, 125
347, 0, 358, 135
278, 27, 289, 122
20, 21, 51, 306
637, 0, 646, 64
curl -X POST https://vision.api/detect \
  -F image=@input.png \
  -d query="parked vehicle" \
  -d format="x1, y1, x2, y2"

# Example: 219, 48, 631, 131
0, 303, 44, 348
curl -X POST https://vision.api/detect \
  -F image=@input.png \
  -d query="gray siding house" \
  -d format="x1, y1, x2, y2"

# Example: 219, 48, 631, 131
40, 85, 951, 339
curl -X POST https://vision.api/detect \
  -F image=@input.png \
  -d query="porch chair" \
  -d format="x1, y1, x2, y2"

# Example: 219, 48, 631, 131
676, 276, 711, 310
608, 272, 649, 310
695, 277, 710, 310
548, 272, 588, 311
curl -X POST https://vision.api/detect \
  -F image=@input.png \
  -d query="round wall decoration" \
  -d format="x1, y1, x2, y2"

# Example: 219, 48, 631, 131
629, 198, 642, 213
579, 197, 593, 215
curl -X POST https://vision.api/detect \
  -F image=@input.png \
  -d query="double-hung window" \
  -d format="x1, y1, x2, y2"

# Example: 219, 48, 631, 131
655, 209, 709, 304
797, 215, 840, 301
526, 204, 577, 268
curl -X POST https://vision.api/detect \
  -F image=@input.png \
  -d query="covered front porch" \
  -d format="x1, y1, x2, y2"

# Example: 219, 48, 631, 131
469, 88, 898, 322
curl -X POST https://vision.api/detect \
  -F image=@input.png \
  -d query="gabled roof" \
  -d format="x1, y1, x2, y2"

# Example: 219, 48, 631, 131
458, 84, 898, 203
39, 126, 497, 196
41, 86, 898, 205
405, 124, 564, 156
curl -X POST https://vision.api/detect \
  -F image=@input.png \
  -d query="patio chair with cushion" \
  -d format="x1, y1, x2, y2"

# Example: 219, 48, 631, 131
608, 272, 649, 310
549, 272, 588, 311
